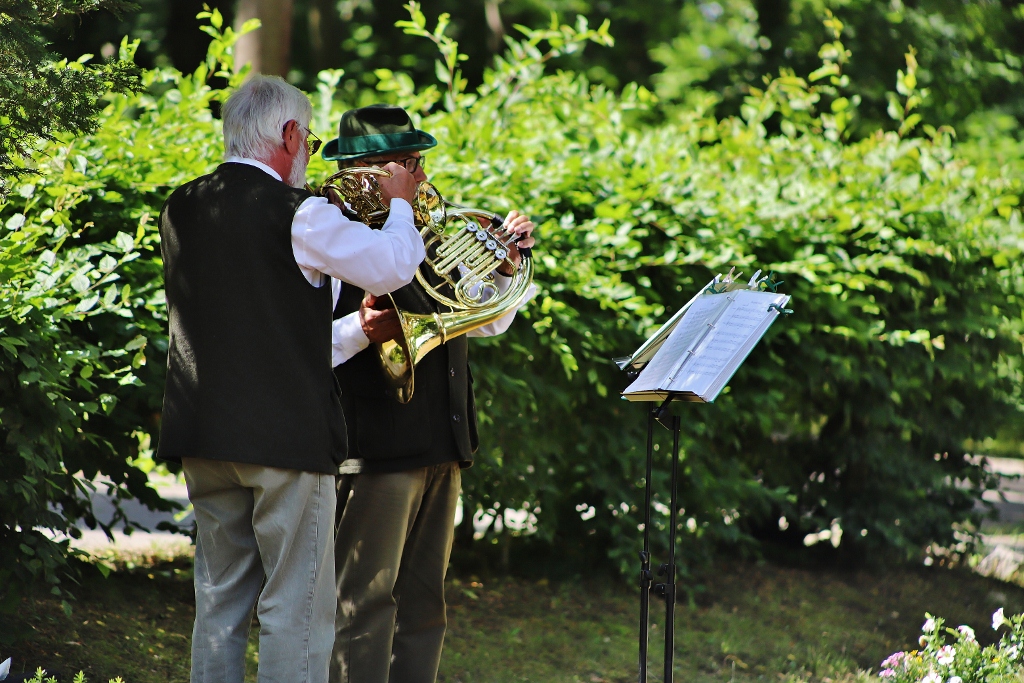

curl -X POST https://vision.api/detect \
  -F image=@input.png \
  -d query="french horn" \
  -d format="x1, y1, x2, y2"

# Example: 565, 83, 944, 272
308, 167, 534, 403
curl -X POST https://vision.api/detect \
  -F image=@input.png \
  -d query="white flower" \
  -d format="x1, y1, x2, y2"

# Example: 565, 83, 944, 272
921, 672, 942, 683
993, 608, 1006, 630
936, 645, 955, 665
0, 657, 10, 681
1008, 645, 1019, 660
948, 677, 963, 683
830, 519, 843, 547
957, 625, 976, 642
923, 617, 937, 633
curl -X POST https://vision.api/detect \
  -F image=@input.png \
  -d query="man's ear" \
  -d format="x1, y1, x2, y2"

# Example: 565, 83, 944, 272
282, 119, 302, 156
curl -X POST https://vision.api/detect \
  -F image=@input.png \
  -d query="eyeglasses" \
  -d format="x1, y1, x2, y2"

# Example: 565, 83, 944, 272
395, 156, 425, 173
303, 128, 322, 157
287, 122, 322, 157
364, 156, 426, 174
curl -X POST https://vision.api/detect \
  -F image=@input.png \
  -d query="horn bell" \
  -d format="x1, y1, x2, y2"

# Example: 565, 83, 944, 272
379, 256, 534, 404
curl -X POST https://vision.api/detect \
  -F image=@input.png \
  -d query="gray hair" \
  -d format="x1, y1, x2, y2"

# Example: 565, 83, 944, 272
222, 75, 313, 162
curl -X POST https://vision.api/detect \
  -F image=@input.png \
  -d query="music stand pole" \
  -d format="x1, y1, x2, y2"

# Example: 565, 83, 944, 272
638, 406, 655, 683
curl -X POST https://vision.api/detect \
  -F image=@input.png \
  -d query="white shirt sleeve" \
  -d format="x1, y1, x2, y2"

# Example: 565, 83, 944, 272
292, 197, 424, 296
332, 311, 370, 367
330, 279, 372, 367
465, 267, 538, 338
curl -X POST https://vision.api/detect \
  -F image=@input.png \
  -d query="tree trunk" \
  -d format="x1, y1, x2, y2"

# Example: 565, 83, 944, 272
307, 0, 343, 74
484, 0, 505, 55
234, 0, 294, 77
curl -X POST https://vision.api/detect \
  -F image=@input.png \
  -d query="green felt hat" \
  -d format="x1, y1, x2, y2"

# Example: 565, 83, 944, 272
321, 104, 437, 161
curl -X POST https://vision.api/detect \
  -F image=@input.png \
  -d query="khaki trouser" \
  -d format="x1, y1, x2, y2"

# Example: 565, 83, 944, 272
183, 458, 337, 683
330, 462, 461, 683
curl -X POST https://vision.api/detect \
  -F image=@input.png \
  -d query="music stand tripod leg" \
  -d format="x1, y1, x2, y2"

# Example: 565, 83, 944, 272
638, 406, 655, 683
661, 415, 681, 683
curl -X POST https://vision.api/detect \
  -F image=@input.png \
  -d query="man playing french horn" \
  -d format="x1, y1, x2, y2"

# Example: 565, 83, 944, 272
319, 104, 536, 683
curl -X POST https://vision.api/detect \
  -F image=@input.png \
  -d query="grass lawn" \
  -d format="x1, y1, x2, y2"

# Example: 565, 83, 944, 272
2, 554, 1023, 683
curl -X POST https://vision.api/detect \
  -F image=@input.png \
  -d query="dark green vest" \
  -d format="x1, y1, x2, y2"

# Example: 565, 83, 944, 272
333, 261, 478, 474
158, 163, 347, 474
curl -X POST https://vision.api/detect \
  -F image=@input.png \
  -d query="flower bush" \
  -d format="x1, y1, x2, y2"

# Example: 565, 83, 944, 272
878, 610, 1024, 683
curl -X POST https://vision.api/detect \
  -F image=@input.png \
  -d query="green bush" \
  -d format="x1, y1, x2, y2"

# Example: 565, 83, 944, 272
2, 4, 1022, 600
0, 124, 151, 608
0, 24, 244, 608
397, 9, 1024, 573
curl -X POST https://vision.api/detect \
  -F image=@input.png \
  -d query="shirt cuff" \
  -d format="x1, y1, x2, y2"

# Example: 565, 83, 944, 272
332, 312, 371, 367
385, 198, 414, 228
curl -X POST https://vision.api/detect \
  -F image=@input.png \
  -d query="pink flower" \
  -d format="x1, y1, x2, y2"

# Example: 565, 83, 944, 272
957, 625, 976, 642
879, 669, 895, 678
881, 652, 906, 669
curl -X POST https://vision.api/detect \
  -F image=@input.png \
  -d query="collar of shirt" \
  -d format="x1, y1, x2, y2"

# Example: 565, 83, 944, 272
224, 156, 282, 182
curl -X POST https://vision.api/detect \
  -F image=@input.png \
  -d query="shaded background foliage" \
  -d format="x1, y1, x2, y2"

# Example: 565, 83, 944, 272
43, 0, 1024, 137
2, 0, 1024, 605
0, 0, 141, 181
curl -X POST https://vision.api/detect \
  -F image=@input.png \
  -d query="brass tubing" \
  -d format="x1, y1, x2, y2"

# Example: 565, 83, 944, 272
433, 230, 482, 273
307, 166, 534, 402
382, 256, 534, 403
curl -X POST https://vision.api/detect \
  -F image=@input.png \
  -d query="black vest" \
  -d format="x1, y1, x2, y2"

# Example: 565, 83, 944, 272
157, 163, 347, 474
333, 261, 478, 474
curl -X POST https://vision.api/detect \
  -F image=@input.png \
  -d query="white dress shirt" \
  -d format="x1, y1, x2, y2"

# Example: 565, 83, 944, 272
224, 157, 425, 295
331, 263, 537, 367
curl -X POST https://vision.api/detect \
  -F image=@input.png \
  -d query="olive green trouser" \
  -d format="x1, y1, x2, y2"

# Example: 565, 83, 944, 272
330, 462, 461, 683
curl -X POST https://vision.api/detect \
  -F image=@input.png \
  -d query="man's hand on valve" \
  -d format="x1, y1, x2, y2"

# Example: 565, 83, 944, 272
496, 210, 536, 276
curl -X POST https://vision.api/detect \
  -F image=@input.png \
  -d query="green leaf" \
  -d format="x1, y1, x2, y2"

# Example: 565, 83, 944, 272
76, 295, 99, 313
125, 335, 147, 351
114, 232, 134, 253
239, 18, 262, 35
70, 274, 90, 293
435, 59, 451, 85
809, 63, 840, 82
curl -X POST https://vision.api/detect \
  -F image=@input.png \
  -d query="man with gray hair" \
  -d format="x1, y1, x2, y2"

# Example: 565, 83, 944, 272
157, 75, 424, 683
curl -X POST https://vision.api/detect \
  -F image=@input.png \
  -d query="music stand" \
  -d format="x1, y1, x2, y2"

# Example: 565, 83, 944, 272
618, 273, 792, 683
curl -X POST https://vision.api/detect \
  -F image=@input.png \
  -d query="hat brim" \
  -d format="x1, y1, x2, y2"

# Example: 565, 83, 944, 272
321, 130, 437, 161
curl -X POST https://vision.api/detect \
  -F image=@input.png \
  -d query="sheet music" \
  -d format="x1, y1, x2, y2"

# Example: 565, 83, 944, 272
618, 279, 715, 370
670, 292, 779, 394
622, 289, 791, 402
622, 294, 731, 395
